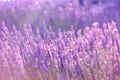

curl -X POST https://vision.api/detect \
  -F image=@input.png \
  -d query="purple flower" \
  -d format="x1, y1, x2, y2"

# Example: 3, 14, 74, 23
0, 21, 120, 80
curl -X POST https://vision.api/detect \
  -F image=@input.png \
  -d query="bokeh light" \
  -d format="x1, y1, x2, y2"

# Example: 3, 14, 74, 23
0, 0, 15, 2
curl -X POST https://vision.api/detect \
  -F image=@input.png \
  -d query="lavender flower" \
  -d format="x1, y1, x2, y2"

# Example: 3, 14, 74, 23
0, 21, 120, 80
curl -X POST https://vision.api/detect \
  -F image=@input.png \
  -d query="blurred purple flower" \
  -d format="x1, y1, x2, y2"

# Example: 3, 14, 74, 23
0, 21, 120, 80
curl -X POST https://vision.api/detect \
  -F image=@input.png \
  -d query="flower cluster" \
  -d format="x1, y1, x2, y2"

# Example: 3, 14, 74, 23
0, 21, 120, 80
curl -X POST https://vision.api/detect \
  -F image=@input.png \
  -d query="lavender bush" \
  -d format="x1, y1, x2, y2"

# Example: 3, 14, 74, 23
1, 0, 119, 31
0, 21, 120, 80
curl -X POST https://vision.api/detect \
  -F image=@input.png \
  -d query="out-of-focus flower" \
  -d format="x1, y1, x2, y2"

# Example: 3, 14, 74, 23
0, 21, 120, 80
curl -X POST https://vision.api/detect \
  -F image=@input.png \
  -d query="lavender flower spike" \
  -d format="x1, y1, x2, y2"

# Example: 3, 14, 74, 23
0, 21, 120, 80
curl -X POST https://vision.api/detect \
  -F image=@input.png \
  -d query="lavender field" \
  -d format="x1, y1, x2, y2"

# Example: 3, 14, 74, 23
0, 0, 120, 80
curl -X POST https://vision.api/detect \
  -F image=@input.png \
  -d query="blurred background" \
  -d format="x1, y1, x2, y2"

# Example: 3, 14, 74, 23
0, 0, 120, 32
